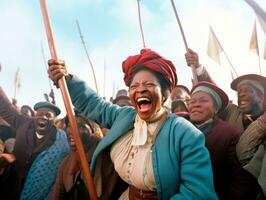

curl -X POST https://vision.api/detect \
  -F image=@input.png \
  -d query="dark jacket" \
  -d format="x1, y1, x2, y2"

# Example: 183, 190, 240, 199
202, 117, 260, 200
49, 135, 101, 200
0, 87, 57, 198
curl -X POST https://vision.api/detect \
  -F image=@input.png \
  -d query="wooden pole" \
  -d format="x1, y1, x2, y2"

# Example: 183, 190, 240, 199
137, 0, 146, 48
170, 0, 198, 84
103, 57, 106, 98
40, 1, 98, 199
76, 20, 99, 94
14, 67, 20, 101
41, 42, 56, 104
254, 21, 262, 75
41, 42, 53, 90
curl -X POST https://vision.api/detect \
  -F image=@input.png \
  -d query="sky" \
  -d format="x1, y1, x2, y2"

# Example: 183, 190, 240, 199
0, 0, 266, 117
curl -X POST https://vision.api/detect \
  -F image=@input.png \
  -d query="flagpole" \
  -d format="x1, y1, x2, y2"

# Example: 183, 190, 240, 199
103, 57, 106, 98
40, 1, 98, 199
255, 21, 262, 75
137, 0, 146, 48
14, 81, 17, 100
258, 55, 262, 75
76, 20, 99, 94
210, 26, 238, 77
41, 42, 53, 90
14, 68, 20, 101
112, 81, 115, 98
170, 0, 198, 84
41, 42, 56, 104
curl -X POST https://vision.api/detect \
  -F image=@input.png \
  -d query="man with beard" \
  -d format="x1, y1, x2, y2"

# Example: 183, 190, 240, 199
0, 87, 69, 200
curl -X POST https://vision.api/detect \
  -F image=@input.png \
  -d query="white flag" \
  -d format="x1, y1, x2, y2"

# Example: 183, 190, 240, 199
207, 27, 223, 65
249, 21, 259, 55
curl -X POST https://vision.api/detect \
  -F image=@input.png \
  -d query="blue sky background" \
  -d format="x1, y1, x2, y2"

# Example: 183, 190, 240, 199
0, 0, 265, 116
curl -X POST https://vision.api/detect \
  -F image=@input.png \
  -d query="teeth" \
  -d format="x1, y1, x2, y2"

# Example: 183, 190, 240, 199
137, 97, 150, 103
240, 101, 248, 105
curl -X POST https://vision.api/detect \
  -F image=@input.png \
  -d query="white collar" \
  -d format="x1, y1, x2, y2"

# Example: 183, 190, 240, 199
132, 108, 165, 146
35, 132, 44, 139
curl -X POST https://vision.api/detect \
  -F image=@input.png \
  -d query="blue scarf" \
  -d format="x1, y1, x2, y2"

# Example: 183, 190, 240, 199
20, 129, 70, 200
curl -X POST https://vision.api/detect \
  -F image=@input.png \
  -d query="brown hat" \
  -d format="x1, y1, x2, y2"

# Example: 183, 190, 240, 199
231, 74, 266, 93
231, 74, 266, 108
112, 95, 130, 104
191, 81, 229, 111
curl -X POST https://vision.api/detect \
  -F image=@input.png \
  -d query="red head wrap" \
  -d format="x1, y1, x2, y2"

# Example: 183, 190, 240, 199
122, 49, 177, 91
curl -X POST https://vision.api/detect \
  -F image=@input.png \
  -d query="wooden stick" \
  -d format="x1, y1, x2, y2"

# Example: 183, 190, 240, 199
41, 42, 53, 90
254, 21, 262, 75
170, 0, 198, 84
76, 20, 99, 94
41, 42, 56, 104
137, 0, 146, 48
103, 57, 106, 98
14, 67, 20, 100
40, 1, 98, 199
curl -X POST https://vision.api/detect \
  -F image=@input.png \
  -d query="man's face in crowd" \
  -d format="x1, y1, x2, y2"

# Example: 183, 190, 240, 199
171, 87, 190, 106
237, 83, 264, 115
34, 108, 55, 135
21, 106, 33, 117
66, 116, 93, 151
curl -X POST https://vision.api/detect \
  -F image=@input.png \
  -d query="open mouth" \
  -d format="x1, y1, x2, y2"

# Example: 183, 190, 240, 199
190, 109, 202, 116
136, 97, 152, 112
239, 100, 249, 108
37, 120, 47, 129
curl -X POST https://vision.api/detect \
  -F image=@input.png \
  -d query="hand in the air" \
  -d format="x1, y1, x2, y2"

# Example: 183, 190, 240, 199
48, 59, 68, 87
185, 48, 200, 68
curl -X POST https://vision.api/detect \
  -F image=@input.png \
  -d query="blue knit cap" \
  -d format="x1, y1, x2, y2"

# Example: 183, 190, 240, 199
192, 86, 222, 111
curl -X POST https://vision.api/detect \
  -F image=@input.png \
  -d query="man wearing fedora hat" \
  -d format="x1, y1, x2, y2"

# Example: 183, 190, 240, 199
0, 87, 69, 199
185, 49, 266, 131
112, 89, 132, 107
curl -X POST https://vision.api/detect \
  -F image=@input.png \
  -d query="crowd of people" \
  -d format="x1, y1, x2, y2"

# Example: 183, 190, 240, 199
0, 48, 265, 200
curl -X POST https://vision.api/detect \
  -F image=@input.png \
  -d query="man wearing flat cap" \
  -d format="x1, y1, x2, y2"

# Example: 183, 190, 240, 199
0, 87, 69, 199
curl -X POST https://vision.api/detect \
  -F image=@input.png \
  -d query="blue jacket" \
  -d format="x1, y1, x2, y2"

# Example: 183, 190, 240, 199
67, 75, 218, 200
